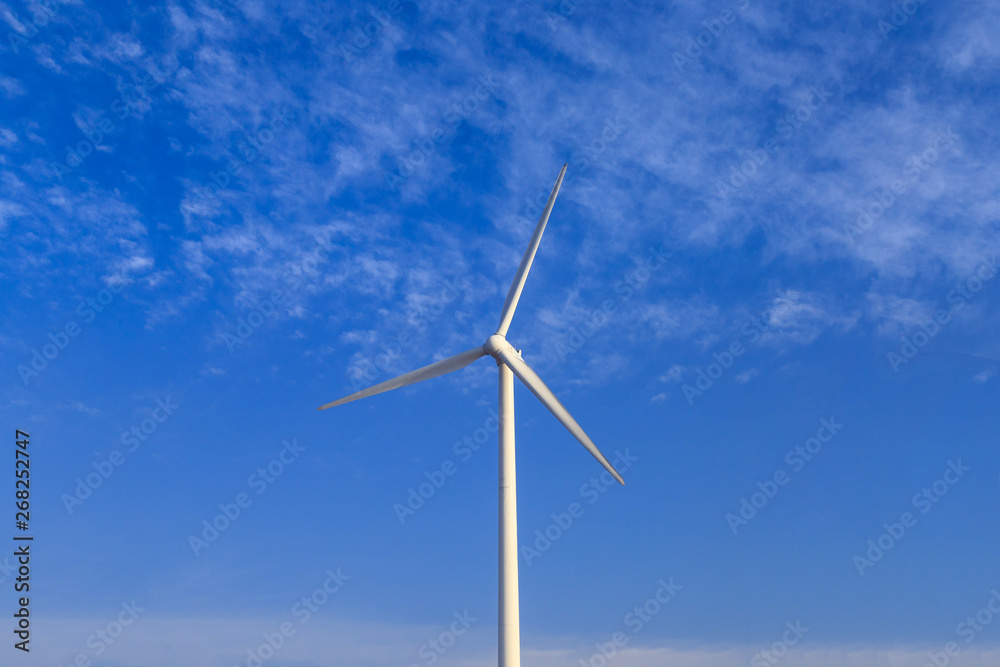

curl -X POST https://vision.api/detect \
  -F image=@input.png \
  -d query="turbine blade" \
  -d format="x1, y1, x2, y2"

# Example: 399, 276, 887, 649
318, 346, 486, 410
495, 346, 624, 484
495, 164, 567, 336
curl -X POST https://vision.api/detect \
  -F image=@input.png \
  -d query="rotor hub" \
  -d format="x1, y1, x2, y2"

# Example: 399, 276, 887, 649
483, 333, 515, 359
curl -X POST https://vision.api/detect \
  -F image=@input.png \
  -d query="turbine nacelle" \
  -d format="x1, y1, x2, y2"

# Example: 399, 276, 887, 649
483, 333, 516, 360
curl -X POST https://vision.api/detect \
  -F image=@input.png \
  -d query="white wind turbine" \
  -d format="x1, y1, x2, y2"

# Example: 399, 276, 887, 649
318, 164, 624, 667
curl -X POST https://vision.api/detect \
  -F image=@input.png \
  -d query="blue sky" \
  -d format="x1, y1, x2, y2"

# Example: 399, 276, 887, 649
1, 0, 999, 665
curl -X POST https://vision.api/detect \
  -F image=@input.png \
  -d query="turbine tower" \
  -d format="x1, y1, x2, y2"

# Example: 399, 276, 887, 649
318, 164, 624, 667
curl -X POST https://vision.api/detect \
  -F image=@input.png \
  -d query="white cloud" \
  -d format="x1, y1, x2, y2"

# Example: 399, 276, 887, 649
659, 365, 684, 383
0, 126, 17, 147
3, 0, 998, 380
761, 290, 858, 346
973, 369, 995, 383
864, 292, 935, 337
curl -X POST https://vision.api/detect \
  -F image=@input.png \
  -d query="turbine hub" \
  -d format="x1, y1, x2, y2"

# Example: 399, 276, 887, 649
483, 333, 514, 359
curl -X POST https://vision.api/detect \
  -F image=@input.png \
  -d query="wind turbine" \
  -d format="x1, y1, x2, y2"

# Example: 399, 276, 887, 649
318, 164, 624, 667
